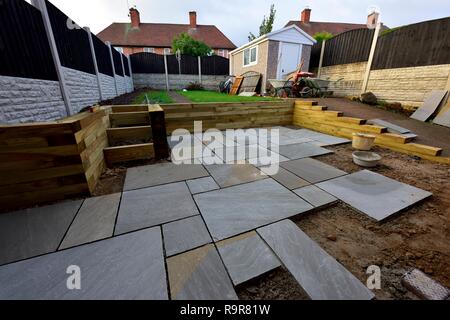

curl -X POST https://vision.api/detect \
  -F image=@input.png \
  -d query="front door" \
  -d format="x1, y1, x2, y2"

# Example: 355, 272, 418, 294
278, 42, 302, 79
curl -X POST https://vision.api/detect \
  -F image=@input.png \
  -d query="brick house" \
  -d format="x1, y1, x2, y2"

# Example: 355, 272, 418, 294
97, 8, 236, 57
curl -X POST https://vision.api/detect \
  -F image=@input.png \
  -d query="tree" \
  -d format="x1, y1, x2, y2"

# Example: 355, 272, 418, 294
313, 31, 333, 43
172, 33, 212, 56
248, 4, 276, 41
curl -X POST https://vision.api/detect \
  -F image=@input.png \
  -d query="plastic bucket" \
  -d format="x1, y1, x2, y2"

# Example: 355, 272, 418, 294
352, 133, 376, 151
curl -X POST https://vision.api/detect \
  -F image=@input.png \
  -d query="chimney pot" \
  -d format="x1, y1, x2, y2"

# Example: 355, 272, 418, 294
301, 8, 311, 23
189, 11, 197, 28
367, 11, 379, 28
130, 7, 140, 29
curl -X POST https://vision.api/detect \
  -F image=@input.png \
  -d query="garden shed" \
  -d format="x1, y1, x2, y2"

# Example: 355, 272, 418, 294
229, 25, 316, 94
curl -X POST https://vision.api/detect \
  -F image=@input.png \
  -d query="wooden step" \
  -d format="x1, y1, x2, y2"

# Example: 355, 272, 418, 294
106, 126, 152, 145
111, 105, 149, 113
109, 112, 150, 127
103, 143, 155, 167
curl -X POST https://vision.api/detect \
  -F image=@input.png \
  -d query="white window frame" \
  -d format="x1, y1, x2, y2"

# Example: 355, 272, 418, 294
164, 48, 172, 55
218, 49, 228, 58
144, 47, 155, 53
243, 46, 258, 67
114, 46, 124, 54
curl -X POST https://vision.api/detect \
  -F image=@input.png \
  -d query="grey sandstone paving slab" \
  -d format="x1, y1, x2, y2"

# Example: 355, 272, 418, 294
0, 227, 167, 300
0, 200, 83, 266
217, 231, 281, 286
163, 216, 212, 257
187, 177, 220, 194
115, 182, 199, 235
410, 90, 447, 122
257, 220, 375, 300
205, 164, 266, 188
123, 162, 209, 191
260, 166, 310, 190
277, 142, 333, 160
194, 178, 314, 241
368, 119, 411, 134
309, 134, 351, 146
317, 170, 432, 221
293, 185, 338, 208
59, 193, 121, 250
280, 158, 347, 184
167, 244, 238, 300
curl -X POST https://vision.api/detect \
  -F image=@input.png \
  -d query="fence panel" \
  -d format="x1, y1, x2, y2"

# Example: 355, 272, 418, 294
166, 55, 179, 74
180, 55, 199, 75
0, 0, 57, 80
130, 52, 165, 73
322, 28, 374, 67
372, 17, 450, 70
92, 34, 113, 77
112, 49, 123, 76
45, 0, 95, 74
309, 42, 322, 71
201, 55, 229, 75
122, 54, 130, 76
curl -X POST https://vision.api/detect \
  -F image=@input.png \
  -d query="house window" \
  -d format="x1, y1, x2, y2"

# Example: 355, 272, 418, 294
164, 48, 172, 55
144, 47, 155, 53
114, 46, 124, 54
243, 46, 257, 66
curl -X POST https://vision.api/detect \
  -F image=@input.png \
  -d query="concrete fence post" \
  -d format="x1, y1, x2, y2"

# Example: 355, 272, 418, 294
84, 27, 103, 101
106, 41, 119, 95
198, 56, 202, 84
31, 0, 72, 116
163, 54, 170, 91
119, 52, 127, 93
127, 56, 134, 91
361, 23, 382, 95
317, 40, 326, 78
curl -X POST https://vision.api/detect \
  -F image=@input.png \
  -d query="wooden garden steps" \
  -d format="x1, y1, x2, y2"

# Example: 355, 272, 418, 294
103, 143, 155, 167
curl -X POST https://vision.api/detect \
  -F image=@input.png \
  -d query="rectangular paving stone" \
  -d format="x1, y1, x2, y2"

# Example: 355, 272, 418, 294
368, 119, 411, 134
115, 182, 199, 235
257, 220, 375, 300
0, 200, 83, 266
277, 143, 333, 160
163, 216, 212, 257
410, 90, 447, 122
260, 166, 310, 190
205, 164, 266, 188
317, 170, 432, 221
194, 179, 314, 241
0, 227, 168, 300
309, 134, 351, 146
167, 244, 238, 300
217, 232, 281, 286
123, 162, 209, 191
187, 177, 220, 194
59, 193, 121, 250
281, 158, 347, 184
293, 185, 338, 208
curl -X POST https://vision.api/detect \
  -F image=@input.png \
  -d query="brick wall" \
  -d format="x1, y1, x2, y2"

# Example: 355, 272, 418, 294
62, 67, 101, 114
319, 62, 367, 97
133, 73, 227, 91
0, 75, 66, 124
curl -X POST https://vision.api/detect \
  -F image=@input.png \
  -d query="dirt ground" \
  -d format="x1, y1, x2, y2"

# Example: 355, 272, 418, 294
238, 144, 450, 300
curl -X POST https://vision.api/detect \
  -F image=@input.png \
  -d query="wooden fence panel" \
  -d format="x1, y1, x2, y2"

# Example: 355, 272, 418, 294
322, 28, 374, 67
372, 17, 450, 70
201, 55, 229, 75
92, 34, 113, 76
130, 52, 165, 73
0, 0, 58, 80
112, 49, 123, 76
309, 42, 322, 71
122, 54, 130, 76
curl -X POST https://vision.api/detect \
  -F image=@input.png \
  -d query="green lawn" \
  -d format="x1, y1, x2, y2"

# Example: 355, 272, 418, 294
133, 91, 173, 104
178, 90, 277, 103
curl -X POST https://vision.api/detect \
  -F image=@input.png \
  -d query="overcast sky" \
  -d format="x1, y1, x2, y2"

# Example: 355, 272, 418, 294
31, 0, 450, 46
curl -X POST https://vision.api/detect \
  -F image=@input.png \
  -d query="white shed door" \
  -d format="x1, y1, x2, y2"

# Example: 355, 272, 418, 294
278, 43, 302, 78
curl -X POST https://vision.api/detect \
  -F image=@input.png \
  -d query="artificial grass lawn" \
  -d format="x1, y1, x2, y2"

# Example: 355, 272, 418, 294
133, 91, 173, 104
178, 90, 277, 103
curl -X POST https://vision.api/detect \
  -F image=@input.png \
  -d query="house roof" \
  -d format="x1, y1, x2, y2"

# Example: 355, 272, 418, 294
285, 20, 370, 36
97, 23, 237, 49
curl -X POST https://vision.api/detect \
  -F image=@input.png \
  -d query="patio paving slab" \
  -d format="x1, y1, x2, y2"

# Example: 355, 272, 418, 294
277, 142, 333, 160
316, 170, 432, 221
0, 227, 167, 300
0, 200, 83, 266
123, 163, 209, 191
217, 231, 281, 286
115, 182, 199, 235
257, 220, 375, 300
194, 179, 314, 241
187, 177, 220, 194
309, 134, 351, 146
167, 244, 238, 300
162, 216, 212, 257
205, 164, 266, 188
260, 166, 310, 190
59, 193, 121, 250
280, 158, 347, 183
293, 185, 338, 208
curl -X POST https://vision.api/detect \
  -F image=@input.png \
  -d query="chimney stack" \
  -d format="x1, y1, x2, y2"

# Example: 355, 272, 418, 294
367, 11, 379, 28
130, 7, 140, 29
301, 7, 311, 23
189, 11, 197, 28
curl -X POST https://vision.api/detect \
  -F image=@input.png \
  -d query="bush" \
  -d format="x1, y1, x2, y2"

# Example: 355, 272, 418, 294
185, 82, 204, 91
